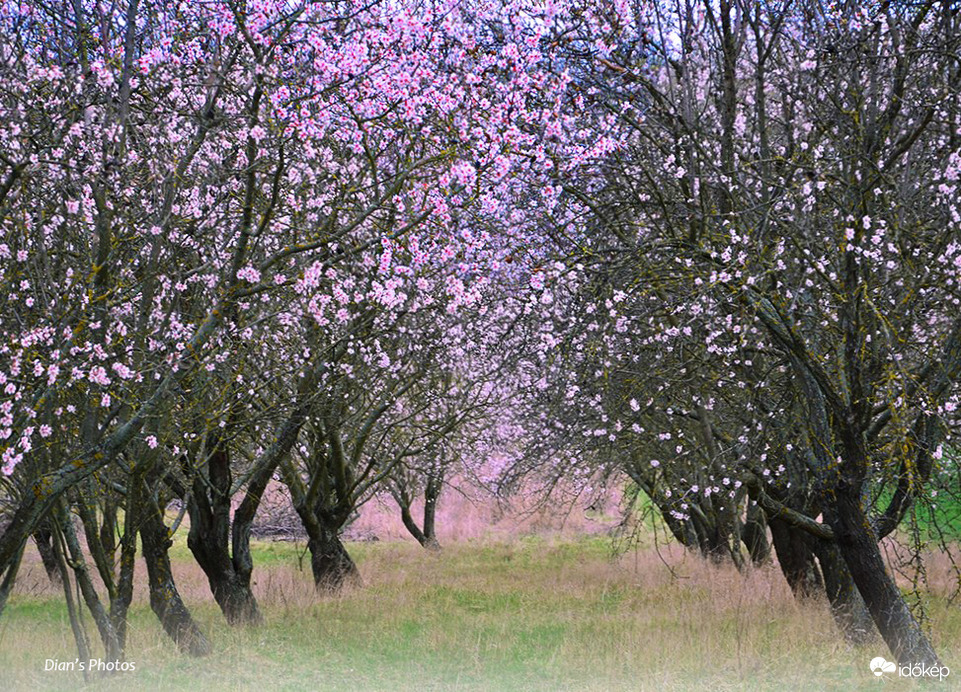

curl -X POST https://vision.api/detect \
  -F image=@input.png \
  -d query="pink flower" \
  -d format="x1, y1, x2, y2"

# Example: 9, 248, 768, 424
88, 366, 111, 386
237, 266, 261, 283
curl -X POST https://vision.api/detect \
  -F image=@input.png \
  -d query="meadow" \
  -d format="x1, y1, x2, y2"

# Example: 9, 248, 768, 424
1, 526, 959, 692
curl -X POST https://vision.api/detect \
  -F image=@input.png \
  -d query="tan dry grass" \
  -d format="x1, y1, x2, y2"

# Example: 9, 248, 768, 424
1, 535, 958, 691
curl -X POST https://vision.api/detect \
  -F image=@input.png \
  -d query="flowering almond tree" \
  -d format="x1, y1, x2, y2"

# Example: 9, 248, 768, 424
527, 0, 961, 667
0, 0, 582, 658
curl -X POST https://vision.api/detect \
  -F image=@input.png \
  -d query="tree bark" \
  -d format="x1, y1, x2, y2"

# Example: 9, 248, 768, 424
187, 508, 262, 626
308, 522, 361, 593
0, 538, 25, 616
32, 523, 61, 585
398, 493, 441, 551
769, 516, 824, 600
399, 502, 430, 547
741, 502, 770, 565
831, 488, 939, 666
55, 502, 123, 661
186, 443, 262, 626
140, 492, 211, 657
51, 526, 91, 681
812, 536, 876, 645
110, 469, 140, 656
422, 477, 441, 551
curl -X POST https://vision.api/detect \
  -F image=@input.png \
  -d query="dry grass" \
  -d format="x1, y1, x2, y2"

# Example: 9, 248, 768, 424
1, 534, 959, 691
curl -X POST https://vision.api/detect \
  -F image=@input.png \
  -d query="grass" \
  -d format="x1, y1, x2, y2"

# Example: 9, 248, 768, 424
1, 535, 959, 691
873, 469, 961, 543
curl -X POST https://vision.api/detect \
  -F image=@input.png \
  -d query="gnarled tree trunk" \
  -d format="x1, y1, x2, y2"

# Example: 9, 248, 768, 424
186, 443, 262, 625
140, 490, 211, 657
308, 521, 361, 593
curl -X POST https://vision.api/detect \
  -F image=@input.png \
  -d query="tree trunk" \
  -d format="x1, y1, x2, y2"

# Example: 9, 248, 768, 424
769, 517, 824, 600
308, 523, 361, 593
182, 402, 313, 625
741, 502, 770, 565
186, 444, 262, 626
55, 502, 123, 661
210, 573, 260, 625
399, 502, 430, 547
623, 467, 695, 547
32, 524, 61, 585
690, 509, 732, 564
831, 489, 939, 666
399, 499, 441, 551
140, 494, 211, 657
812, 536, 876, 645
110, 468, 141, 656
188, 527, 261, 625
0, 537, 25, 616
422, 477, 441, 551
51, 527, 91, 681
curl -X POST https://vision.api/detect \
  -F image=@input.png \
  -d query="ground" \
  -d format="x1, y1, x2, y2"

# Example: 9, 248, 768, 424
1, 529, 959, 691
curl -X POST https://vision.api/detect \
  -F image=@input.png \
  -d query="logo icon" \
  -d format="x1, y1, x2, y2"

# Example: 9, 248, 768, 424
871, 657, 896, 677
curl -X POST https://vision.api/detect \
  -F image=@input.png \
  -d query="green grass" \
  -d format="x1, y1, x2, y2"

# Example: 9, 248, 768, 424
873, 466, 961, 543
1, 536, 959, 691
918, 494, 961, 543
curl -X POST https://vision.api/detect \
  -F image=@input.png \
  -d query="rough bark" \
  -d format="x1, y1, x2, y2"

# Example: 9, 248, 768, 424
831, 488, 939, 666
308, 521, 361, 593
812, 536, 876, 645
182, 386, 319, 625
32, 523, 61, 585
186, 443, 262, 626
140, 491, 211, 657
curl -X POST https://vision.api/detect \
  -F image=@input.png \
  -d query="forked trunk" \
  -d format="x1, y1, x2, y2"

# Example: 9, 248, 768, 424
185, 440, 264, 626
187, 502, 262, 626
209, 571, 261, 625
399, 502, 441, 551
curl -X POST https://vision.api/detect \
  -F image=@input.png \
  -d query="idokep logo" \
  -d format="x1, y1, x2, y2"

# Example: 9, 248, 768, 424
870, 657, 895, 677
870, 656, 950, 681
